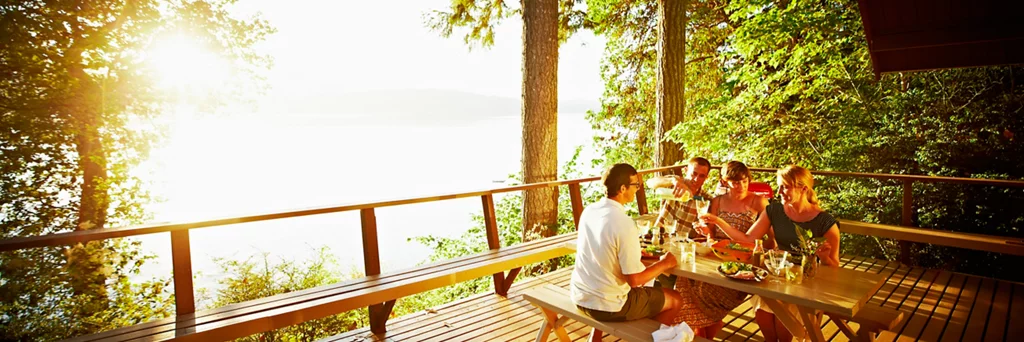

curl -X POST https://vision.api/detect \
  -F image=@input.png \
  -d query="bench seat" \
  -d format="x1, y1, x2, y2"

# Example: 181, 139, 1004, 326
522, 283, 713, 342
71, 234, 576, 342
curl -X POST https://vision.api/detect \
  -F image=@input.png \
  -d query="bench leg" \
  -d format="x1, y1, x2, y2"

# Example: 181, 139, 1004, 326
535, 307, 570, 342
796, 306, 827, 342
369, 300, 396, 334
761, 298, 807, 342
827, 314, 859, 341
495, 267, 522, 297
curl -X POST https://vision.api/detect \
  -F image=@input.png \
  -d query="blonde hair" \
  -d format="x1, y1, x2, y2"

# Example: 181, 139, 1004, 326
777, 165, 820, 206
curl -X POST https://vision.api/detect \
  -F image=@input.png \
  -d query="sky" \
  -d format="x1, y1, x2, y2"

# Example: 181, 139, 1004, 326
229, 0, 607, 103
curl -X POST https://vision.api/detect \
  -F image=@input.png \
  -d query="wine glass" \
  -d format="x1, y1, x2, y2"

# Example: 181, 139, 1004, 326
764, 250, 790, 283
695, 197, 711, 215
636, 218, 652, 241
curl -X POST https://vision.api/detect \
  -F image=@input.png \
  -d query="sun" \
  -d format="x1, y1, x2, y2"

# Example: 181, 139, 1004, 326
147, 33, 230, 90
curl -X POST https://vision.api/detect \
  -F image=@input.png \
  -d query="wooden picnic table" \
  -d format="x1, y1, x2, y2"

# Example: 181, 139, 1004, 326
665, 253, 886, 342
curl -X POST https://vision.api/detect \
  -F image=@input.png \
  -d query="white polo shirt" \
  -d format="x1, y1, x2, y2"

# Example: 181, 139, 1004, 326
570, 197, 646, 312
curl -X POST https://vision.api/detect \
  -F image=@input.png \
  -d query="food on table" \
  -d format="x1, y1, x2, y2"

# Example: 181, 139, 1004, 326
711, 240, 755, 263
641, 245, 665, 258
719, 261, 764, 281
727, 242, 752, 252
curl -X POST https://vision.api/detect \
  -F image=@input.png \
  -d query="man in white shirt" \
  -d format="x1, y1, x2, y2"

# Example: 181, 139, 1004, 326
570, 163, 682, 340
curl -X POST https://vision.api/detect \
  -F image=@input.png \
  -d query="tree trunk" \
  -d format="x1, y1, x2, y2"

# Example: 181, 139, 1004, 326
66, 54, 112, 310
520, 0, 559, 242
654, 0, 688, 173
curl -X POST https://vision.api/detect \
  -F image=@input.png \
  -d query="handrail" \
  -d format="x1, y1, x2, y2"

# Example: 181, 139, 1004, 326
0, 166, 679, 252
744, 167, 1024, 187
3, 164, 1023, 252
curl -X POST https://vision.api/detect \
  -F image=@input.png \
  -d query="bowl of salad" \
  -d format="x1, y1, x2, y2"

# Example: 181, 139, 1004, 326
640, 245, 665, 259
711, 240, 755, 263
718, 261, 768, 281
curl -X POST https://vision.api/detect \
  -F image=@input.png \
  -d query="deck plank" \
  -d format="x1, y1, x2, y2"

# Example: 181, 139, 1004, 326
1007, 283, 1024, 342
960, 277, 998, 341
939, 275, 983, 342
917, 273, 967, 342
983, 280, 1012, 342
898, 270, 953, 338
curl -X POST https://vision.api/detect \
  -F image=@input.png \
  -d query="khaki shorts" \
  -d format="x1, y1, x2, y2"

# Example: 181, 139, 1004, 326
578, 287, 666, 322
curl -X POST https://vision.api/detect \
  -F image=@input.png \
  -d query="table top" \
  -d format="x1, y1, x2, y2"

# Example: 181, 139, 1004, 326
666, 253, 885, 316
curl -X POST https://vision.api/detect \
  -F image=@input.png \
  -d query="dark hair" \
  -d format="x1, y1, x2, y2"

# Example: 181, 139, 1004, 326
603, 163, 638, 198
723, 160, 753, 181
689, 157, 711, 169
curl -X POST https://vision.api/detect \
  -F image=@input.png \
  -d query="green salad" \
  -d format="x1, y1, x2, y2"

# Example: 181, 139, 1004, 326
719, 261, 753, 275
727, 242, 752, 252
644, 245, 664, 255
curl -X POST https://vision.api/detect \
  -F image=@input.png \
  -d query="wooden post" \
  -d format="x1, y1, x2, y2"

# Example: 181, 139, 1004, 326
636, 186, 649, 215
568, 183, 583, 229
482, 194, 506, 295
361, 208, 392, 334
900, 180, 913, 265
170, 230, 195, 316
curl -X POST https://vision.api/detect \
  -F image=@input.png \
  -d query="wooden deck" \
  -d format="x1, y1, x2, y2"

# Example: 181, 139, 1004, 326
325, 254, 1022, 341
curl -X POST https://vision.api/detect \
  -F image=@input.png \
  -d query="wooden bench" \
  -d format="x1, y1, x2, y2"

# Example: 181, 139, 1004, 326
523, 283, 713, 342
826, 305, 904, 342
69, 234, 576, 342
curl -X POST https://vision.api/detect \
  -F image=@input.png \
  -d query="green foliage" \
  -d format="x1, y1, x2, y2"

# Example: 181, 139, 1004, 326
1, 0, 274, 339
207, 248, 365, 341
425, 0, 592, 48
586, 0, 1024, 280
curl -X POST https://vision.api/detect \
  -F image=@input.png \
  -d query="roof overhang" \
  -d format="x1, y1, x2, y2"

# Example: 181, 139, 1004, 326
857, 0, 1024, 76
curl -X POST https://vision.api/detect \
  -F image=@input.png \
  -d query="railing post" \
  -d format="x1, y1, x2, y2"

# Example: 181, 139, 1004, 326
636, 186, 649, 215
481, 194, 509, 295
900, 180, 914, 265
170, 230, 195, 316
361, 208, 392, 334
569, 183, 584, 229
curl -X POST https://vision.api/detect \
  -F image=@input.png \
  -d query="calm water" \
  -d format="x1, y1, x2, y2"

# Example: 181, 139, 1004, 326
132, 112, 598, 294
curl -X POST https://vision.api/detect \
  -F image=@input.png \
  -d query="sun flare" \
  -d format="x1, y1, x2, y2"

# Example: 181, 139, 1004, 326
147, 34, 230, 90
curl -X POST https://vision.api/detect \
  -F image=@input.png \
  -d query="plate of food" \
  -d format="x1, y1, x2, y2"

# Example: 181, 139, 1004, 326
641, 245, 665, 259
718, 261, 768, 281
711, 240, 755, 263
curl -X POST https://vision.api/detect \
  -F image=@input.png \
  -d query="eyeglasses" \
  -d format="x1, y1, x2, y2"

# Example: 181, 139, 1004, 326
628, 182, 642, 188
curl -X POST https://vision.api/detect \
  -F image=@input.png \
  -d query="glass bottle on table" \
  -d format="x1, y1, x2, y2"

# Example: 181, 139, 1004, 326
750, 239, 765, 267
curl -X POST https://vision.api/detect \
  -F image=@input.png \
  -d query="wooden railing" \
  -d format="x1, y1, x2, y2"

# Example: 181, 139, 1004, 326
1, 164, 1023, 326
743, 167, 1024, 263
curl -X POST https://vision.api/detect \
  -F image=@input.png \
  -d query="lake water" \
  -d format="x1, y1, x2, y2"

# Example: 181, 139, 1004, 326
133, 112, 599, 294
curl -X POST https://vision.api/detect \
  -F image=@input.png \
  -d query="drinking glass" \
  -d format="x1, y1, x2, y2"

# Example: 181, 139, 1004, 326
636, 218, 652, 240
695, 197, 711, 215
679, 240, 697, 263
764, 250, 790, 282
694, 197, 712, 227
786, 263, 804, 284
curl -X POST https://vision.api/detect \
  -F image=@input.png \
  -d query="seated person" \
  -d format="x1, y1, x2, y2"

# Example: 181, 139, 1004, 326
671, 161, 767, 338
698, 165, 840, 342
647, 157, 713, 236
570, 163, 683, 339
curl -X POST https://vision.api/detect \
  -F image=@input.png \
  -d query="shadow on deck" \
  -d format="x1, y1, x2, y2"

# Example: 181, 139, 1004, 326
324, 254, 1022, 342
